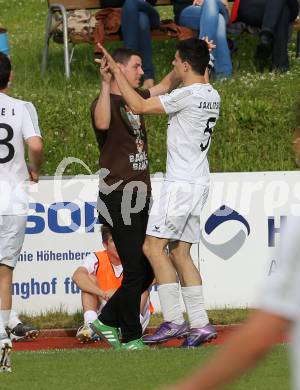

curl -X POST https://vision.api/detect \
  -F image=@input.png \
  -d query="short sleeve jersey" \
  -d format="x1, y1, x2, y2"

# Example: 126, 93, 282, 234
258, 217, 300, 390
0, 93, 41, 215
91, 89, 151, 194
159, 83, 220, 184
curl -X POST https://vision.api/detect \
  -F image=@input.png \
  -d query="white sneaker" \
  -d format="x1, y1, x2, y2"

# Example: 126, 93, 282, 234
76, 323, 101, 343
0, 337, 12, 373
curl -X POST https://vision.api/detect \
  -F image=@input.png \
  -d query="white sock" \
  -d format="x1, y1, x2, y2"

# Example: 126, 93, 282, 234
84, 310, 98, 324
157, 283, 184, 325
8, 309, 21, 329
0, 317, 7, 336
181, 285, 209, 328
0, 310, 11, 328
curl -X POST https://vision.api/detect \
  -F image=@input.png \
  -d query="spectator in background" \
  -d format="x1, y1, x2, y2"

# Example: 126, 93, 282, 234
230, 0, 299, 72
72, 225, 152, 343
0, 52, 43, 372
178, 0, 232, 80
121, 0, 160, 88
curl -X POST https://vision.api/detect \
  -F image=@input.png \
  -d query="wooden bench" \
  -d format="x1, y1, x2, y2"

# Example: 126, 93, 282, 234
41, 0, 173, 78
41, 0, 300, 78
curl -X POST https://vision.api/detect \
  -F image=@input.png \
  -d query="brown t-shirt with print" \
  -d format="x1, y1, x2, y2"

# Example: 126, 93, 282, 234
91, 89, 151, 194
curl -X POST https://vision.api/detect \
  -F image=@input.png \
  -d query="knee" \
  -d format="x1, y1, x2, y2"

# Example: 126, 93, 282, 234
142, 239, 151, 260
142, 239, 159, 264
139, 13, 151, 32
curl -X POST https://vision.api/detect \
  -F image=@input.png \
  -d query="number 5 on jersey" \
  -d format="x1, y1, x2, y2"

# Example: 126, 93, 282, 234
200, 117, 216, 152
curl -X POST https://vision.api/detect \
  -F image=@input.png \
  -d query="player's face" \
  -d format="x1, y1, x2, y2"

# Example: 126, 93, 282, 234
104, 234, 120, 262
121, 55, 144, 88
172, 51, 185, 79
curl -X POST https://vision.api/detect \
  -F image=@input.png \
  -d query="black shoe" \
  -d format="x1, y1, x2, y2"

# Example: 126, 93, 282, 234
6, 323, 39, 341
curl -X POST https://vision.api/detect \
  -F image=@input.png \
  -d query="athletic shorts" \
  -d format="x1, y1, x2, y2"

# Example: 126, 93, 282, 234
0, 215, 27, 268
146, 180, 209, 243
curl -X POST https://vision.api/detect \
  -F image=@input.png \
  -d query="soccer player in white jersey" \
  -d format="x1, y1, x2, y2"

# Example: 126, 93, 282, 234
97, 38, 220, 347
0, 53, 43, 372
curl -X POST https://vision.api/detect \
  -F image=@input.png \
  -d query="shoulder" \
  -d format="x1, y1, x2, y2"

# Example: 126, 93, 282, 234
164, 86, 193, 102
3, 94, 29, 108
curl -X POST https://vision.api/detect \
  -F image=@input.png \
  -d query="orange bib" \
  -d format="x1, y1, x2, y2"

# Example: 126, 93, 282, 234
94, 250, 123, 292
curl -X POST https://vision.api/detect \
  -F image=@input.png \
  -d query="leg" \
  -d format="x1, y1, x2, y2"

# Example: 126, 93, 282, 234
170, 241, 217, 348
271, 5, 291, 71
199, 0, 220, 42
0, 215, 26, 332
143, 236, 177, 285
237, 0, 265, 26
121, 0, 140, 53
179, 6, 203, 32
0, 265, 13, 372
121, 0, 159, 82
169, 241, 201, 287
142, 237, 189, 343
98, 192, 152, 343
138, 12, 155, 83
0, 215, 26, 371
0, 265, 13, 330
77, 275, 102, 343
81, 275, 101, 317
213, 14, 232, 79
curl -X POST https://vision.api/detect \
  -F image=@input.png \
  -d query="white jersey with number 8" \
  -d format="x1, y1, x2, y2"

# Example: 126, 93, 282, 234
0, 93, 41, 215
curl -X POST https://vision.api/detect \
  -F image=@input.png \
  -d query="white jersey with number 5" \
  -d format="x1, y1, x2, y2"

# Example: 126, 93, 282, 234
159, 83, 220, 184
0, 93, 41, 215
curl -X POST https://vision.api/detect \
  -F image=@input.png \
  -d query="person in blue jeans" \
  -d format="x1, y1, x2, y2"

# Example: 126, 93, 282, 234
121, 0, 160, 88
179, 0, 232, 79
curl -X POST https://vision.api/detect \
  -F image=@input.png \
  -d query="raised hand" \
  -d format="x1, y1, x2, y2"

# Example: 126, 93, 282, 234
95, 43, 120, 75
95, 56, 112, 82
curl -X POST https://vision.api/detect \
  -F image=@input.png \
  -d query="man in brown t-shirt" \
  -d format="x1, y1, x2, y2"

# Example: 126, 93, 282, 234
90, 48, 179, 350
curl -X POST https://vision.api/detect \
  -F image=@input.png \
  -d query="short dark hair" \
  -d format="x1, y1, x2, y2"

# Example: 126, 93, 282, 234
176, 38, 209, 76
0, 52, 11, 89
101, 224, 112, 243
112, 47, 141, 65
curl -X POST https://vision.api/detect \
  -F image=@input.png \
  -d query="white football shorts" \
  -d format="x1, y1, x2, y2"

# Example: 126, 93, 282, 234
0, 215, 27, 268
146, 180, 209, 243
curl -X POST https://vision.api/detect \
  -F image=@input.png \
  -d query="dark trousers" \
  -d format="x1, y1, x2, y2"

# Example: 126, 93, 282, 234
237, 0, 299, 70
98, 190, 154, 342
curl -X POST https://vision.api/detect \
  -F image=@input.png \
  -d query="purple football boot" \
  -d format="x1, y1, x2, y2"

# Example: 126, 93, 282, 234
181, 323, 217, 348
143, 321, 189, 344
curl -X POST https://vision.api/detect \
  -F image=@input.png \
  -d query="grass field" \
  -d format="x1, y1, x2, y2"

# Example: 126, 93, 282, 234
0, 345, 290, 390
1, 0, 300, 176
19, 308, 254, 329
